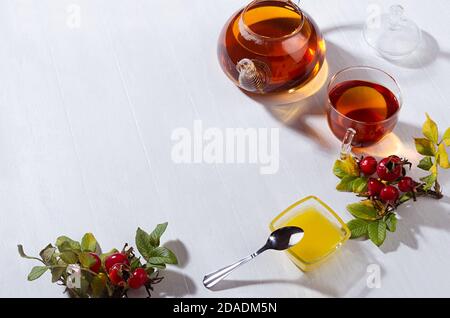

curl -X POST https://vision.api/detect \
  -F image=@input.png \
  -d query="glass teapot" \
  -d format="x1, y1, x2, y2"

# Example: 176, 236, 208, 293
218, 0, 326, 94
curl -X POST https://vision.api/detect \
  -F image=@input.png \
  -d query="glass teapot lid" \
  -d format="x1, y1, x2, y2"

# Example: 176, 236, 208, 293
363, 5, 421, 59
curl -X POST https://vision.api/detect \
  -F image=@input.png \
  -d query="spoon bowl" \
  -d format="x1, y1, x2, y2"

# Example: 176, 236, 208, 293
265, 226, 304, 251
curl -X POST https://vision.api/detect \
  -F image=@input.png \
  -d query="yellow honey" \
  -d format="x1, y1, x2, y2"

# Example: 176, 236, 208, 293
270, 196, 350, 271
284, 208, 344, 262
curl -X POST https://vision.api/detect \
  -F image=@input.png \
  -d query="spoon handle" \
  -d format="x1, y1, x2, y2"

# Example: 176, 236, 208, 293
203, 249, 263, 289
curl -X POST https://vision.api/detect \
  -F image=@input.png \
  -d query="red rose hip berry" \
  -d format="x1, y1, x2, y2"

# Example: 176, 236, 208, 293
105, 253, 130, 272
377, 156, 403, 182
128, 268, 149, 289
380, 186, 400, 203
88, 253, 101, 273
398, 177, 416, 192
359, 156, 378, 176
368, 178, 384, 197
108, 263, 128, 286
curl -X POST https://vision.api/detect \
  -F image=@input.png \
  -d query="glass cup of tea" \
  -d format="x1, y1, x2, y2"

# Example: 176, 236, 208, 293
326, 66, 402, 157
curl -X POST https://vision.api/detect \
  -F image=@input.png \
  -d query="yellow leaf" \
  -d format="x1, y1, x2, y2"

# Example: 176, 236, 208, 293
443, 127, 450, 146
91, 273, 107, 298
423, 113, 439, 144
438, 143, 449, 169
333, 156, 359, 178
430, 161, 438, 175
415, 138, 436, 156
346, 157, 359, 176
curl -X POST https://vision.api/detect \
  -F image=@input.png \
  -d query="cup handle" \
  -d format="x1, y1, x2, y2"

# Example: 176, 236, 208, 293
340, 128, 356, 160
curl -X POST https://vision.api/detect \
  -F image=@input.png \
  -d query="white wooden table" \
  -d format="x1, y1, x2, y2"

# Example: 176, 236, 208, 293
1, 0, 449, 298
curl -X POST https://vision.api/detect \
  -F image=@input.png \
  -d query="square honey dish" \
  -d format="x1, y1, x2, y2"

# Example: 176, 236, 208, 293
270, 196, 350, 271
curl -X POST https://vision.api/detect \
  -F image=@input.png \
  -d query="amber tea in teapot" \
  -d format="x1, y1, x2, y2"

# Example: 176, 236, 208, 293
218, 0, 326, 94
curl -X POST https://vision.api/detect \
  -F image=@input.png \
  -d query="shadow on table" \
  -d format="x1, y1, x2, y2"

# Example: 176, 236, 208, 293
164, 239, 189, 268
378, 30, 450, 69
242, 40, 367, 153
128, 269, 197, 298
210, 241, 377, 297
352, 121, 422, 159
129, 240, 196, 298
322, 23, 450, 69
387, 31, 441, 69
380, 194, 450, 254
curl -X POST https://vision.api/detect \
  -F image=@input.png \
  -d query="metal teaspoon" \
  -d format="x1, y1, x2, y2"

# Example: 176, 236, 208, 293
203, 226, 304, 289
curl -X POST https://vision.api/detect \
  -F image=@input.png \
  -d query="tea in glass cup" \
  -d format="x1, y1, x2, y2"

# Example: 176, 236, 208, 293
327, 66, 402, 149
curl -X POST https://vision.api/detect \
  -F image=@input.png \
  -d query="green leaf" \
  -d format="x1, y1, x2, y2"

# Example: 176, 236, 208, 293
146, 263, 166, 270
51, 266, 66, 283
418, 157, 433, 171
81, 233, 98, 253
147, 246, 178, 265
59, 251, 78, 264
79, 252, 96, 268
17, 245, 28, 258
56, 236, 81, 252
443, 127, 450, 146
368, 220, 387, 246
100, 249, 119, 264
352, 177, 368, 194
18, 244, 27, 258
135, 228, 154, 260
399, 192, 413, 204
415, 138, 436, 156
130, 257, 142, 272
438, 143, 449, 169
18, 245, 42, 262
336, 176, 357, 192
39, 244, 56, 265
421, 173, 437, 191
423, 113, 439, 144
148, 222, 169, 247
333, 156, 359, 179
347, 219, 368, 238
385, 214, 397, 232
27, 266, 49, 281
347, 201, 379, 221
91, 274, 107, 298
78, 276, 90, 297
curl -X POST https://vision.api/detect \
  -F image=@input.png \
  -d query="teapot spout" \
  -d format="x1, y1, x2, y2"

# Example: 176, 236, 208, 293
236, 59, 271, 93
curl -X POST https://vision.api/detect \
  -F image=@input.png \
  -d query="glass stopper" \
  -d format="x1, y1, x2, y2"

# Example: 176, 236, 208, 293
363, 5, 421, 60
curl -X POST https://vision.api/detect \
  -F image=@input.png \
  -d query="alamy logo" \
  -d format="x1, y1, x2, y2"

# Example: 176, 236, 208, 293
366, 263, 381, 289
171, 120, 280, 175
366, 4, 382, 29
66, 264, 81, 289
66, 4, 81, 29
